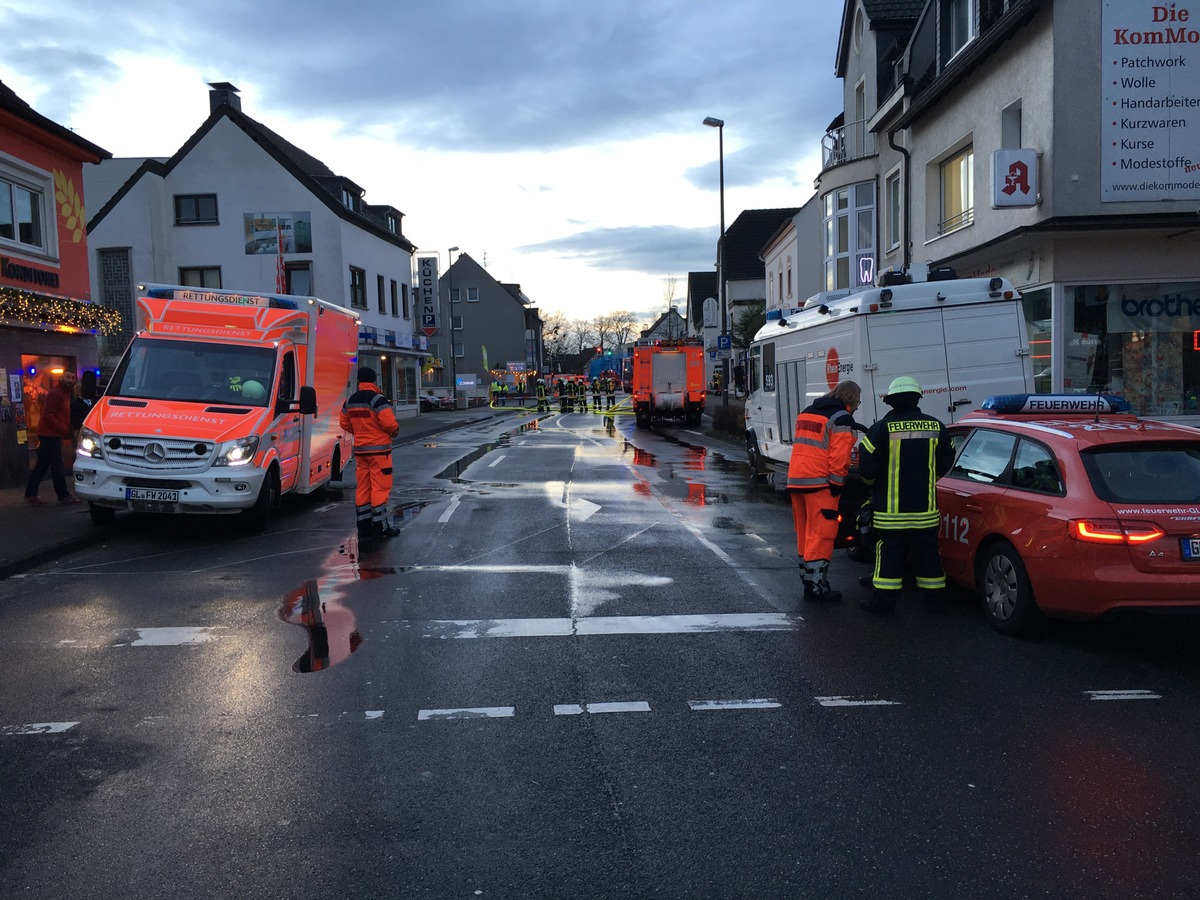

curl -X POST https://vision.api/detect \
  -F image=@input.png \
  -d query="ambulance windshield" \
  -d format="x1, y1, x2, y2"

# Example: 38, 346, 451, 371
107, 337, 277, 406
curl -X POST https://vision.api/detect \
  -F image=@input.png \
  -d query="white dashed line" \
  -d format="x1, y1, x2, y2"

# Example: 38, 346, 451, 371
688, 699, 781, 711
554, 701, 652, 715
1084, 689, 1161, 701
130, 627, 221, 646
418, 706, 516, 721
815, 696, 900, 707
2, 721, 79, 736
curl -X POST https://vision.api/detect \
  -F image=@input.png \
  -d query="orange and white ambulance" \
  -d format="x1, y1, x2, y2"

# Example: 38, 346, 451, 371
74, 284, 359, 528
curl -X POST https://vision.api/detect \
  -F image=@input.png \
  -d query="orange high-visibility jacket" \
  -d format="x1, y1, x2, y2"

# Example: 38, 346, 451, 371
339, 381, 400, 456
786, 396, 856, 491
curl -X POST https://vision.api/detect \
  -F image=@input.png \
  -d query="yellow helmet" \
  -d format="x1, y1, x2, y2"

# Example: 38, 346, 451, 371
885, 376, 922, 398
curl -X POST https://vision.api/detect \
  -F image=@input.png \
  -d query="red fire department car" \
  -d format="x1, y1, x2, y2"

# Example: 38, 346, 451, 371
937, 394, 1200, 634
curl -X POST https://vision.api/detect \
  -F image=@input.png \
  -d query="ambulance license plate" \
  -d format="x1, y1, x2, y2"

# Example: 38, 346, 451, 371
1182, 538, 1200, 561
126, 488, 179, 503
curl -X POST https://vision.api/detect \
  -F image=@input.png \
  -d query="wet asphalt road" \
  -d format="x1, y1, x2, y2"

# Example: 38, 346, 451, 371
2, 408, 1199, 899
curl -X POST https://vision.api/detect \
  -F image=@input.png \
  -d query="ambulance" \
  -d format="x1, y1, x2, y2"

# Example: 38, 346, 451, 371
744, 276, 1033, 475
74, 284, 359, 528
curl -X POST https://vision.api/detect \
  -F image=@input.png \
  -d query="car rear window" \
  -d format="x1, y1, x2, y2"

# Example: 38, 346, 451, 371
1082, 443, 1200, 504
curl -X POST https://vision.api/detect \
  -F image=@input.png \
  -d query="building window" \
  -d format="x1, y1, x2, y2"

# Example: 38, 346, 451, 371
401, 283, 410, 319
939, 146, 974, 234
823, 181, 876, 291
386, 213, 398, 234
174, 194, 218, 225
390, 280, 399, 317
350, 266, 367, 309
453, 341, 464, 359
450, 287, 460, 304
467, 287, 480, 303
378, 274, 387, 314
451, 315, 463, 331
886, 170, 902, 251
285, 262, 312, 296
341, 189, 355, 211
947, 0, 975, 58
179, 267, 221, 287
0, 175, 45, 249
786, 262, 792, 299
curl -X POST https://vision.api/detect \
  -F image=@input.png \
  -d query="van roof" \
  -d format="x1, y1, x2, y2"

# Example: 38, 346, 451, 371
754, 277, 1020, 343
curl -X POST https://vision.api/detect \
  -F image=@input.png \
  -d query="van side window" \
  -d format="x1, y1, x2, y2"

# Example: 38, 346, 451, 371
279, 350, 296, 402
762, 341, 776, 392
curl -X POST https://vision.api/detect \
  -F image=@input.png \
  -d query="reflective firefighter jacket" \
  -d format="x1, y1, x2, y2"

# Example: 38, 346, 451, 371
786, 396, 856, 491
859, 406, 955, 530
339, 381, 400, 456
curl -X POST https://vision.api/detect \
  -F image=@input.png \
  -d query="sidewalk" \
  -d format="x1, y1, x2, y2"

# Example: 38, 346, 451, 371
0, 397, 744, 579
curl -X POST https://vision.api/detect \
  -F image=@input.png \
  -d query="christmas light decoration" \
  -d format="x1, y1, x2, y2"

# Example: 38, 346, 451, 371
0, 285, 123, 334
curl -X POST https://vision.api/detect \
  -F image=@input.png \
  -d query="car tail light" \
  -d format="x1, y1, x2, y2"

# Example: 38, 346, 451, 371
1069, 519, 1165, 545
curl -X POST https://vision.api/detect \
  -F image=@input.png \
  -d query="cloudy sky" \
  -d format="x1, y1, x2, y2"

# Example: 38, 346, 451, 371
2, 0, 846, 323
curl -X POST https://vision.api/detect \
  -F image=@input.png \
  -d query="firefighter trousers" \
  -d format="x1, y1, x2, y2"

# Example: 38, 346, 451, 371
870, 526, 946, 593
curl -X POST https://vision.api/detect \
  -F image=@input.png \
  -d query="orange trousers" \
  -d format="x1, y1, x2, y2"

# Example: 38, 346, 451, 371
354, 453, 393, 517
789, 488, 840, 562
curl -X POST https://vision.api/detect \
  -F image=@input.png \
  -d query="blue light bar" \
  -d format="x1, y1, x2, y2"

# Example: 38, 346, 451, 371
982, 394, 1132, 414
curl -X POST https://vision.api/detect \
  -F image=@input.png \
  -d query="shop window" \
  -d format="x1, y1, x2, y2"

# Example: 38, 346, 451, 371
1065, 282, 1200, 417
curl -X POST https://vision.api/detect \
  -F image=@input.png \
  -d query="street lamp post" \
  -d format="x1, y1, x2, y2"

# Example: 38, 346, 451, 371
703, 116, 728, 407
446, 246, 460, 408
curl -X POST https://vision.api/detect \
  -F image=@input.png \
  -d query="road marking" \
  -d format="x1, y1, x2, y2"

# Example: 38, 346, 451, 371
418, 706, 515, 720
365, 710, 384, 720
414, 612, 800, 639
130, 627, 220, 646
688, 699, 781, 711
554, 701, 651, 715
1084, 689, 1161, 701
815, 696, 900, 707
488, 455, 506, 468
2, 721, 79, 736
438, 494, 462, 523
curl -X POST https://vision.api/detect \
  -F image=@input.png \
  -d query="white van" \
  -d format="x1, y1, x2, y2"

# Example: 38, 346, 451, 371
744, 276, 1033, 474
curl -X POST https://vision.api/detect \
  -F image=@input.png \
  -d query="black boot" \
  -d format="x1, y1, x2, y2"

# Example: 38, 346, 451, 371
860, 590, 895, 614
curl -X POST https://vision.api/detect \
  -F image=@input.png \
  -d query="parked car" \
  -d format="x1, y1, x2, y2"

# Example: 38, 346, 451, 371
420, 394, 455, 412
936, 394, 1200, 634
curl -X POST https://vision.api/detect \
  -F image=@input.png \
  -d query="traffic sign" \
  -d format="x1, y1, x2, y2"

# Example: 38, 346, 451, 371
717, 334, 732, 351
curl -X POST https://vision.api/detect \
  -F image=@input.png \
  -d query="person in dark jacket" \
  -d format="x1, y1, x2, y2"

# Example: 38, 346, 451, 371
339, 366, 401, 543
786, 381, 861, 601
25, 371, 81, 505
858, 376, 955, 614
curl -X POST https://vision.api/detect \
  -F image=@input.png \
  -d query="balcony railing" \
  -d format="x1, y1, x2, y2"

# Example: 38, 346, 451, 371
821, 117, 876, 169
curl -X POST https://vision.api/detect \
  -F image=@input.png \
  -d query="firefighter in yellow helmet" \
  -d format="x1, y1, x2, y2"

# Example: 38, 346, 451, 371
858, 376, 955, 614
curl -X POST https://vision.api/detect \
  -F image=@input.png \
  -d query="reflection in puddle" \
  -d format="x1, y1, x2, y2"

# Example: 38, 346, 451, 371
279, 579, 363, 673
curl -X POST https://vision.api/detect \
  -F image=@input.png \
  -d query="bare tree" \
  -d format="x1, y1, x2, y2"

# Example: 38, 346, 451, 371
568, 318, 598, 356
662, 273, 678, 310
541, 310, 571, 373
593, 310, 640, 351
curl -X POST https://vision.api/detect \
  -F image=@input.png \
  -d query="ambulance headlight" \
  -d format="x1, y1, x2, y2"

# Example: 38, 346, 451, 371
77, 426, 104, 459
213, 436, 260, 467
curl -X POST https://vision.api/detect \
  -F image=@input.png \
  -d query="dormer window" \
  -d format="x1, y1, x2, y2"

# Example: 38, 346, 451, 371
947, 0, 976, 58
341, 188, 355, 211
386, 213, 398, 234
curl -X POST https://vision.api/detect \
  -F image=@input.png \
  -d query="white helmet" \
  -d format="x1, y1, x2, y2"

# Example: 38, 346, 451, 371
241, 379, 267, 402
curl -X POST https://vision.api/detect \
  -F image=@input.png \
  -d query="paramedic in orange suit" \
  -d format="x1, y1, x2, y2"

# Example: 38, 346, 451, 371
339, 366, 400, 543
786, 380, 861, 602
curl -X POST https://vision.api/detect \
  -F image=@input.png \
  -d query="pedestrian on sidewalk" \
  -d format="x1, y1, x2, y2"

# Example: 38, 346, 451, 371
339, 366, 401, 543
25, 371, 81, 506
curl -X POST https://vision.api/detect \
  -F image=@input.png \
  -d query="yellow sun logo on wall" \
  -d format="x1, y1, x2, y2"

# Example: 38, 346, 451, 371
53, 170, 86, 243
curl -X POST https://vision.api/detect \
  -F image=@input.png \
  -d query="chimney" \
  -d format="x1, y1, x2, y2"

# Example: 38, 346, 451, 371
208, 82, 241, 114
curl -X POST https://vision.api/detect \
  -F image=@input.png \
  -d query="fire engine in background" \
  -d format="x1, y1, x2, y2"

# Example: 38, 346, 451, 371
744, 275, 1033, 475
74, 284, 359, 529
629, 337, 707, 428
